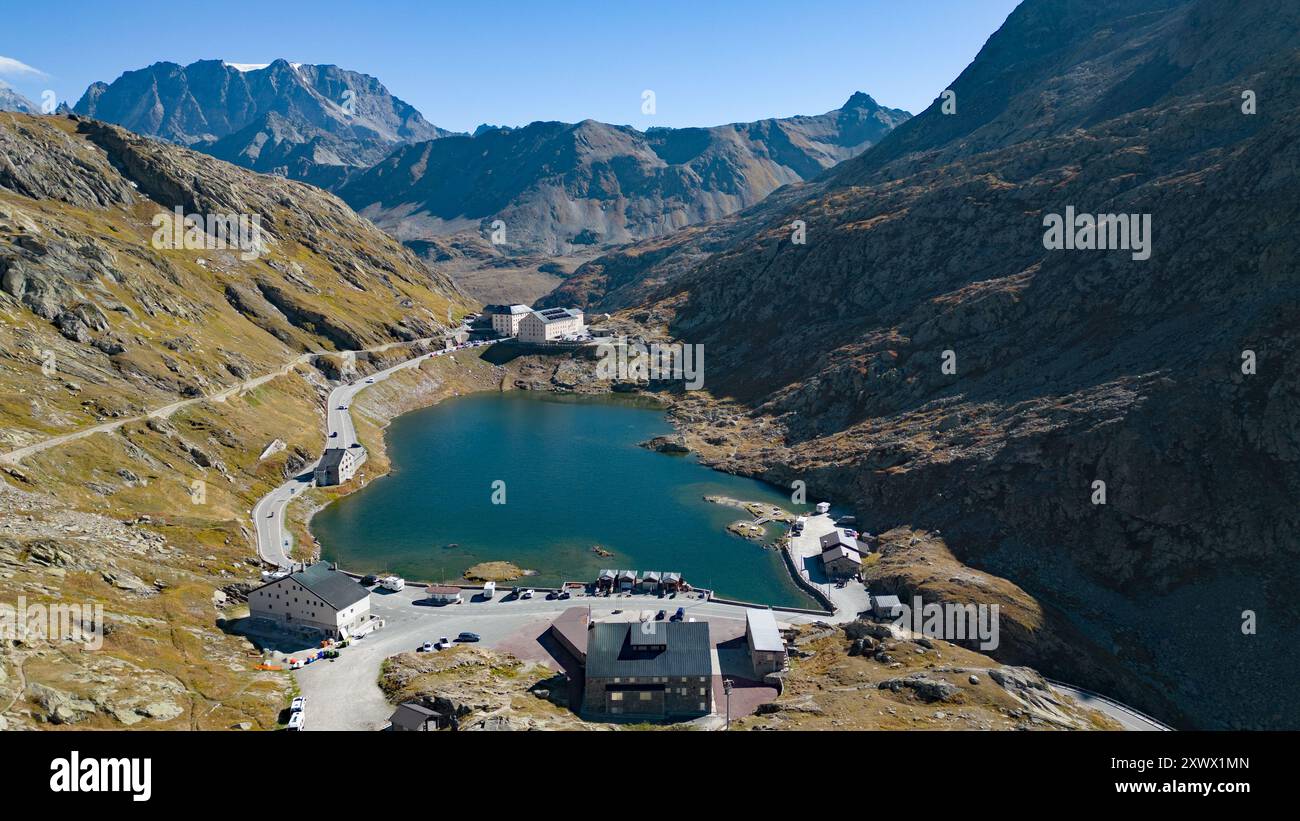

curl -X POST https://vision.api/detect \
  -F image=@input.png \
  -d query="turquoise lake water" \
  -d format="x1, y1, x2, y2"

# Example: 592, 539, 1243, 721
311, 391, 815, 607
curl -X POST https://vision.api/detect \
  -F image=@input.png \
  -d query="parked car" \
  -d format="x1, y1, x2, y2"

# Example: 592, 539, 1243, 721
287, 712, 304, 731
436, 636, 452, 650
288, 658, 303, 669
456, 632, 480, 643
290, 697, 305, 713
558, 589, 571, 600
365, 378, 374, 384
520, 589, 535, 599
546, 591, 559, 600
330, 431, 338, 438
361, 574, 379, 586
655, 609, 666, 621
380, 576, 405, 592
419, 641, 434, 652
671, 607, 685, 622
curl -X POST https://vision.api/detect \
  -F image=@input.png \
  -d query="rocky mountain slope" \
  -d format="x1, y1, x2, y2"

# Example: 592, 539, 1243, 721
610, 0, 1300, 728
339, 93, 910, 257
0, 111, 472, 728
72, 60, 454, 188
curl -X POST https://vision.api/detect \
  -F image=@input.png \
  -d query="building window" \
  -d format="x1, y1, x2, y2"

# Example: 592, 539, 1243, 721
639, 692, 652, 701
699, 688, 707, 696
699, 702, 706, 712
610, 692, 623, 702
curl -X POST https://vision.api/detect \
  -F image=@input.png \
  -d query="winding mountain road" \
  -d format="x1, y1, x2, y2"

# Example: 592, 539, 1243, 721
253, 339, 485, 569
0, 338, 436, 467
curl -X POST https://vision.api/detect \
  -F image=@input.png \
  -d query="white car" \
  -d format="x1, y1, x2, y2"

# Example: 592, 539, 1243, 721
287, 712, 304, 731
436, 636, 452, 650
520, 589, 535, 599
291, 696, 305, 713
419, 641, 434, 652
365, 378, 374, 383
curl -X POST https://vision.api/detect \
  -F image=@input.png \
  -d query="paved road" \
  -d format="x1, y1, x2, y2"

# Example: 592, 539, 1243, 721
1047, 679, 1171, 731
0, 337, 436, 466
254, 336, 489, 569
786, 513, 871, 620
293, 586, 816, 731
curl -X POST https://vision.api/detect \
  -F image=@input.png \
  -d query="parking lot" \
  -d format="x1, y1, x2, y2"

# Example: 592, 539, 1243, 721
291, 585, 815, 730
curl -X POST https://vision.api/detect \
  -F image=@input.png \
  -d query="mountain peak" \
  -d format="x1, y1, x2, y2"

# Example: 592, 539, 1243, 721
842, 91, 880, 109
72, 59, 452, 183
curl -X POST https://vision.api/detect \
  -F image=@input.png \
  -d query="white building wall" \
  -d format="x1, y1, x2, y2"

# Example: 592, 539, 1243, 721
249, 578, 371, 637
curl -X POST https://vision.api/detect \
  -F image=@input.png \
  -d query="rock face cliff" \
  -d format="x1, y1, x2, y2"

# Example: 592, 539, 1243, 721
72, 60, 454, 188
338, 94, 910, 256
607, 0, 1300, 728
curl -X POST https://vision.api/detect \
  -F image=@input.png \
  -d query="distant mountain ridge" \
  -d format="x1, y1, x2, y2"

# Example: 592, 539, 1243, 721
338, 93, 911, 255
0, 82, 39, 114
72, 59, 455, 187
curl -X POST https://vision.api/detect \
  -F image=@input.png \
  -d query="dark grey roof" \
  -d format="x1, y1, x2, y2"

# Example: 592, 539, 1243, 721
318, 448, 347, 470
290, 562, 369, 611
629, 621, 667, 646
585, 621, 711, 680
533, 307, 582, 323
389, 702, 438, 730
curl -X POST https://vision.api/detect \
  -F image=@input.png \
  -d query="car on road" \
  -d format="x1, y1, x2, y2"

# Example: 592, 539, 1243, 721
520, 589, 535, 599
671, 607, 685, 622
456, 632, 480, 643
361, 575, 379, 586
330, 431, 338, 438
291, 696, 305, 713
419, 641, 434, 652
365, 378, 374, 384
287, 712, 304, 730
611, 609, 623, 614
436, 636, 452, 650
557, 589, 571, 600
338, 404, 348, 410
655, 609, 666, 620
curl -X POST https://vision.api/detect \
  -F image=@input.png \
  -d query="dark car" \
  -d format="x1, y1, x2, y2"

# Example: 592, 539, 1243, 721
456, 632, 480, 643
655, 609, 666, 621
361, 574, 379, 586
670, 607, 685, 622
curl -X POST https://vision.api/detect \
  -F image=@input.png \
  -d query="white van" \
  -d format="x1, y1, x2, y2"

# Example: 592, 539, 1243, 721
815, 501, 831, 514
482, 581, 496, 599
381, 576, 405, 592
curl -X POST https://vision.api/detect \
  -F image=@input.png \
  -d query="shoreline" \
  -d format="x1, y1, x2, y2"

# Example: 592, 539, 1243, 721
296, 357, 824, 609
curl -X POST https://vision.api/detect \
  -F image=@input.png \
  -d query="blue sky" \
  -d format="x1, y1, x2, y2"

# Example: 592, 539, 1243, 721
1, 0, 1021, 132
